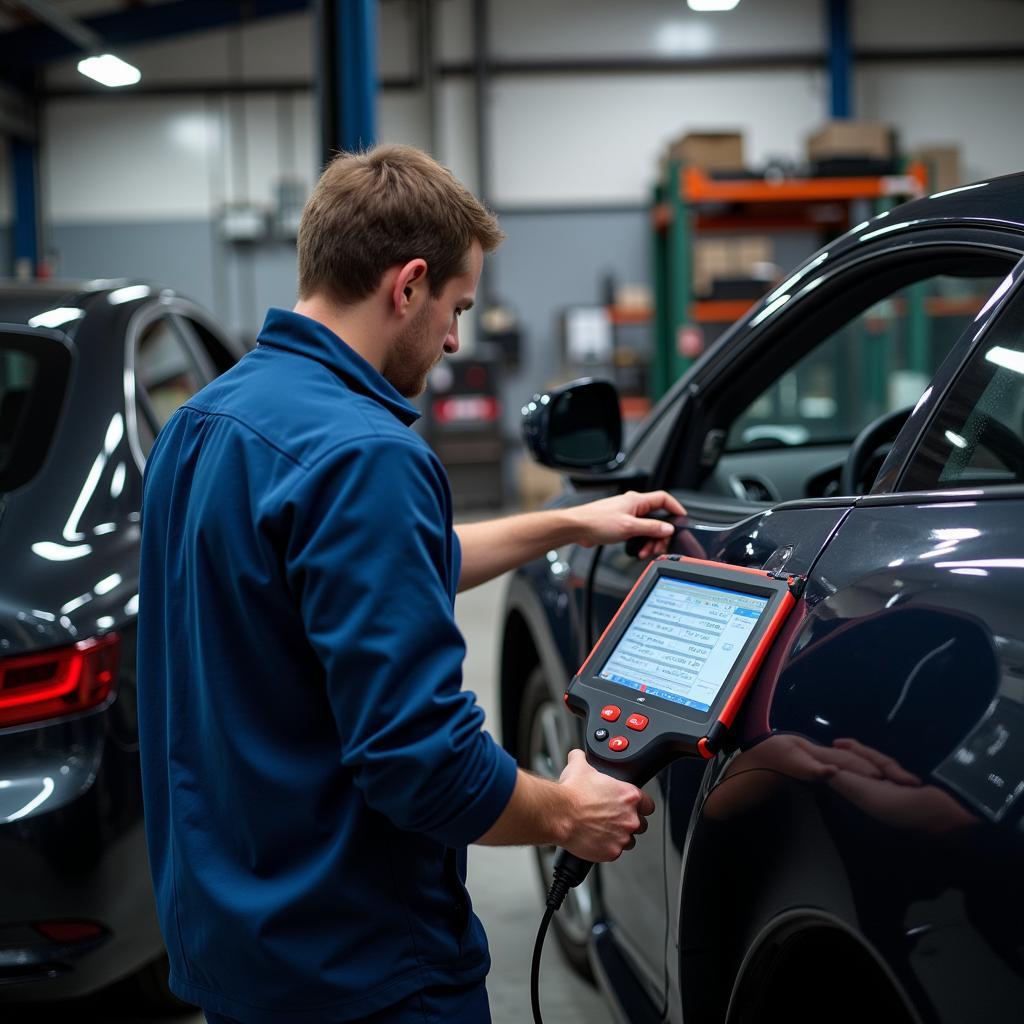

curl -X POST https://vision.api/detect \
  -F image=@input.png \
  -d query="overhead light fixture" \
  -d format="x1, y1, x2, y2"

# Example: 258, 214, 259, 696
687, 0, 741, 10
77, 53, 141, 88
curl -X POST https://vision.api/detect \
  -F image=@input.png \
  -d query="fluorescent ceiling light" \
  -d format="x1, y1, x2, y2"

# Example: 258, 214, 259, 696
77, 53, 141, 88
687, 0, 740, 10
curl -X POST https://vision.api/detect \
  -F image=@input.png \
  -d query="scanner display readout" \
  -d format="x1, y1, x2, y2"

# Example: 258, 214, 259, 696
598, 577, 768, 712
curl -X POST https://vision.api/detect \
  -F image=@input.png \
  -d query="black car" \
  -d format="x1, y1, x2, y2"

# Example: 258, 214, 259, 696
0, 281, 243, 1009
503, 172, 1024, 1023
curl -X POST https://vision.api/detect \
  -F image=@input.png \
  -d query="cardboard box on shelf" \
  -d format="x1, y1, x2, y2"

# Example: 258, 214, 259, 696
912, 145, 963, 193
693, 236, 774, 299
666, 132, 745, 173
806, 121, 895, 161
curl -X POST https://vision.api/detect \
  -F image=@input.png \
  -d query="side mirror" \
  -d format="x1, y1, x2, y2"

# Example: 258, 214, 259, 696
521, 378, 623, 471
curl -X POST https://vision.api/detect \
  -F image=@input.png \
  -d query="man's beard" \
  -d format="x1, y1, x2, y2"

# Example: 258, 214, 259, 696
382, 303, 440, 398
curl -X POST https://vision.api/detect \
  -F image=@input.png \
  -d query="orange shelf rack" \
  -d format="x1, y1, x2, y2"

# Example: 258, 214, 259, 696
649, 160, 931, 400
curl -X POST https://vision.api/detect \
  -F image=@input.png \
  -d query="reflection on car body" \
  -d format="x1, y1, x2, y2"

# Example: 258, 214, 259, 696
0, 280, 242, 1011
502, 172, 1024, 1023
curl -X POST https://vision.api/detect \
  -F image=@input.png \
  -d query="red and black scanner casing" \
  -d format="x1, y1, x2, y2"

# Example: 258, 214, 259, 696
563, 554, 804, 785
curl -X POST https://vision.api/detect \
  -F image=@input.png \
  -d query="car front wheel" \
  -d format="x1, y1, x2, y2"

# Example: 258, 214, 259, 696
517, 664, 595, 982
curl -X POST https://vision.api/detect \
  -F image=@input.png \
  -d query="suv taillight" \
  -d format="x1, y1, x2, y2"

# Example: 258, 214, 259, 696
0, 634, 120, 728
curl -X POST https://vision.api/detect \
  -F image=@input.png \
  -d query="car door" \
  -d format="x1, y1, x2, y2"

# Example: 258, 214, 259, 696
714, 256, 1024, 1024
585, 231, 1023, 1017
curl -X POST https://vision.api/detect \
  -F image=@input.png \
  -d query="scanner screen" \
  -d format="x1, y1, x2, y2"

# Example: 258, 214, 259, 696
598, 577, 769, 712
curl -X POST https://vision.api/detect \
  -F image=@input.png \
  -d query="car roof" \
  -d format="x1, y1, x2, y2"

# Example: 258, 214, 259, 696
855, 170, 1024, 235
0, 279, 148, 326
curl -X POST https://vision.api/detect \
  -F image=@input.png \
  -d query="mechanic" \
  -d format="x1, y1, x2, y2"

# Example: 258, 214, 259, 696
137, 144, 680, 1024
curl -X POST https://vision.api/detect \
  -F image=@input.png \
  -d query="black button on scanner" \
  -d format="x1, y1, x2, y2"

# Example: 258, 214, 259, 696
594, 728, 609, 742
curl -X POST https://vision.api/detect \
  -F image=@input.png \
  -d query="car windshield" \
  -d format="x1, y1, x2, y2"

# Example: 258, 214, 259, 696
0, 331, 70, 494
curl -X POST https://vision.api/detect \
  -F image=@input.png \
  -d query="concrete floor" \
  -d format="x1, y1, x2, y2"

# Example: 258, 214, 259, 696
457, 575, 612, 1024
10, 574, 611, 1024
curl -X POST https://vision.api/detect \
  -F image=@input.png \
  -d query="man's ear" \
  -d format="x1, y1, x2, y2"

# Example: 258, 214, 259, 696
391, 259, 429, 316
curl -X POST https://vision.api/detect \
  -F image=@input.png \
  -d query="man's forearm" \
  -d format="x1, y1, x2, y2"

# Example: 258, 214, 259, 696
474, 753, 654, 862
454, 490, 683, 591
474, 768, 573, 848
454, 509, 582, 592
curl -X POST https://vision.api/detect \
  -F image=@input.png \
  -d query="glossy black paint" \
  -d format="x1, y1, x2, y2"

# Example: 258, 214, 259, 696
0, 281, 241, 1003
500, 173, 1024, 1023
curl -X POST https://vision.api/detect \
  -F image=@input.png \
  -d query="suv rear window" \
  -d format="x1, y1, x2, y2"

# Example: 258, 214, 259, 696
0, 329, 72, 493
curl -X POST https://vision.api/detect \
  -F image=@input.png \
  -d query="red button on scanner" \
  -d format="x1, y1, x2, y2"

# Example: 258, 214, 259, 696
626, 713, 649, 731
600, 705, 621, 722
608, 736, 629, 752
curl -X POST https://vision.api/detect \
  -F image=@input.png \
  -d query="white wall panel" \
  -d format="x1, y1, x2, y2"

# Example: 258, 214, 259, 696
490, 0, 822, 59
294, 93, 319, 180
0, 143, 11, 226
379, 0, 418, 78
437, 79, 479, 194
856, 63, 1024, 184
44, 97, 218, 221
219, 94, 294, 207
490, 71, 827, 206
855, 0, 1024, 48
378, 91, 433, 153
437, 0, 475, 64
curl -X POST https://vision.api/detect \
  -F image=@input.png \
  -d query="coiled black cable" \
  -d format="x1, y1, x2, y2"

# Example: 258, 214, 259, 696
531, 856, 590, 1024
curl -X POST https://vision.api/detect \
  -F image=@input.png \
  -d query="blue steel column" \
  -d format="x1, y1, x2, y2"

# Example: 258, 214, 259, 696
827, 0, 852, 117
10, 137, 39, 278
317, 0, 377, 165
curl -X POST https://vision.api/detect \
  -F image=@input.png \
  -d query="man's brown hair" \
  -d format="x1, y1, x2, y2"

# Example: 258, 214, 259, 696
297, 144, 504, 305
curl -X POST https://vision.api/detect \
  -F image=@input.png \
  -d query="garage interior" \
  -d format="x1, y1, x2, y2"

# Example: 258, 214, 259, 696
2, 1, 1024, 1023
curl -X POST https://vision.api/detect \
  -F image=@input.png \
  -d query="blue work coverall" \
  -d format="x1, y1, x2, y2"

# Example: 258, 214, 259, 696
137, 308, 518, 1022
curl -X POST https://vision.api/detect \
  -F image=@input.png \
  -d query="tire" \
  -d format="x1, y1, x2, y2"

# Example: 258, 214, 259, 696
516, 664, 595, 982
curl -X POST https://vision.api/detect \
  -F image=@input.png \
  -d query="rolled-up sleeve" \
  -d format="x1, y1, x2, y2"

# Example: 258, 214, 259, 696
286, 434, 517, 847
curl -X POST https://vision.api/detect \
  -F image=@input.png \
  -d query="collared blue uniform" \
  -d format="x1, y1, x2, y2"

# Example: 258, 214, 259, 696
137, 308, 518, 1023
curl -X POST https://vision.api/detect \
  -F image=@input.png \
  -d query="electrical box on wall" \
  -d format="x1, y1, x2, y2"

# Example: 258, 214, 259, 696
274, 179, 307, 241
219, 203, 269, 243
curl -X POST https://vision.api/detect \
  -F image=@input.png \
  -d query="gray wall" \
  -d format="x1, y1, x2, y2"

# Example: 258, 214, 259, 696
46, 208, 656, 422
492, 207, 649, 433
44, 209, 822, 441
48, 220, 300, 344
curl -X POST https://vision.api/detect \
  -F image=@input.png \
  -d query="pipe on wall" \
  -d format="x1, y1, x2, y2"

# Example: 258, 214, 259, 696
827, 0, 852, 118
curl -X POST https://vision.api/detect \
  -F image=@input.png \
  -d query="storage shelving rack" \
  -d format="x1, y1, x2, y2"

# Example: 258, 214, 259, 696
649, 161, 930, 402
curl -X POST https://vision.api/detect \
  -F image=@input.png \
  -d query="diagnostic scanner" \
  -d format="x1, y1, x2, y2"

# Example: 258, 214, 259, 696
532, 555, 805, 1024
553, 555, 804, 890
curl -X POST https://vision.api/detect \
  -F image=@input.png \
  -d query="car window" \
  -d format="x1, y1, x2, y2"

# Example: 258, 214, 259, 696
725, 275, 1004, 455
901, 280, 1024, 491
181, 315, 240, 374
0, 329, 71, 493
135, 317, 205, 449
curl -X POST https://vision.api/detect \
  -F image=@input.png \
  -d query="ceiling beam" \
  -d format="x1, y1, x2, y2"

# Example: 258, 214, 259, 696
13, 0, 102, 52
0, 0, 311, 72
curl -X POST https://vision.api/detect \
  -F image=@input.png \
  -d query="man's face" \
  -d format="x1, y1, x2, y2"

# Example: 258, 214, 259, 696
383, 242, 483, 398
